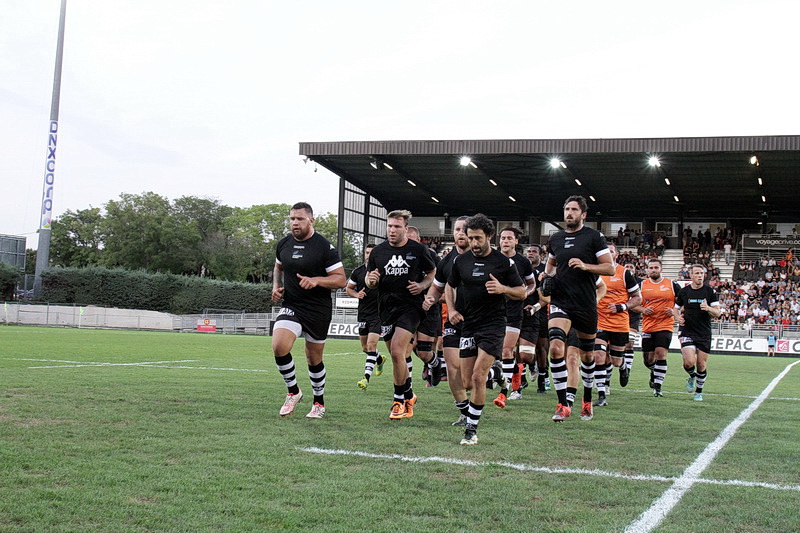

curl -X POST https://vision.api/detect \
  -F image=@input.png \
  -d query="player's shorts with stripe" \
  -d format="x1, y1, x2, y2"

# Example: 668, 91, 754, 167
548, 302, 598, 337
459, 318, 505, 359
442, 320, 463, 349
596, 329, 630, 347
641, 330, 672, 352
274, 307, 331, 343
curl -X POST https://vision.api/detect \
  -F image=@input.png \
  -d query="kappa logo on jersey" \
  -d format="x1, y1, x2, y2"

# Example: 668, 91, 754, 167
277, 307, 295, 317
384, 255, 410, 275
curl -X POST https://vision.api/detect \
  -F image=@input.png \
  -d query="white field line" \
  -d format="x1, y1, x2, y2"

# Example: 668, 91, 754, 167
11, 357, 268, 373
132, 365, 268, 372
625, 359, 800, 533
297, 446, 800, 493
25, 359, 198, 369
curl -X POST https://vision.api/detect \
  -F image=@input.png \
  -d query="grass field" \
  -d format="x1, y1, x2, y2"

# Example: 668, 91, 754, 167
1, 325, 798, 532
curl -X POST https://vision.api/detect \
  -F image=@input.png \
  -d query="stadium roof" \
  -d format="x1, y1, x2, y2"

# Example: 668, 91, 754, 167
299, 135, 800, 225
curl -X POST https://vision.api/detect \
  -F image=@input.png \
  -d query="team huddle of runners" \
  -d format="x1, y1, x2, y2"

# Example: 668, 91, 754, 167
270, 199, 721, 445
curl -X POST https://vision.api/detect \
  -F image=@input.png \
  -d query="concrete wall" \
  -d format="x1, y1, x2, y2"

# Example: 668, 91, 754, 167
2, 303, 175, 331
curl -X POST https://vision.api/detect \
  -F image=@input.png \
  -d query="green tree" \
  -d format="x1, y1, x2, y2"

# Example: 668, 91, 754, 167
172, 196, 233, 276
50, 207, 106, 267
0, 261, 22, 301
103, 192, 196, 274
313, 213, 361, 274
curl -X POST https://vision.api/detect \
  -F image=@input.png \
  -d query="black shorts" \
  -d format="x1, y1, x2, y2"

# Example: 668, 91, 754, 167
548, 302, 598, 337
274, 306, 330, 342
357, 314, 382, 337
629, 312, 642, 332
679, 332, 712, 354
538, 310, 549, 339
442, 320, 463, 349
417, 304, 442, 338
641, 330, 673, 352
380, 303, 423, 341
460, 319, 505, 359
596, 329, 630, 347
519, 313, 540, 343
506, 314, 523, 332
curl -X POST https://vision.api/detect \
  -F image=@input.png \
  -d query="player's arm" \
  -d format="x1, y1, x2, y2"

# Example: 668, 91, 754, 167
271, 262, 284, 302
543, 255, 557, 277
700, 298, 722, 318
569, 250, 615, 276
298, 265, 347, 290
345, 279, 363, 299
444, 281, 463, 324
595, 277, 607, 303
423, 280, 444, 311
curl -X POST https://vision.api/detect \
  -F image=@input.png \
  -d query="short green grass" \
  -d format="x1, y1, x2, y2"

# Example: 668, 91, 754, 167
1, 325, 798, 532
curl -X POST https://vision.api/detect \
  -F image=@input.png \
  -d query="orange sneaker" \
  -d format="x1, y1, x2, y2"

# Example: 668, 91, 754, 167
404, 394, 417, 418
552, 403, 571, 422
511, 364, 523, 391
493, 393, 507, 408
580, 401, 593, 421
389, 400, 406, 420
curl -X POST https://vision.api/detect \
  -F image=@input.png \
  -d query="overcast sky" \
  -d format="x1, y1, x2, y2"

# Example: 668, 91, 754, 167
3, 0, 798, 249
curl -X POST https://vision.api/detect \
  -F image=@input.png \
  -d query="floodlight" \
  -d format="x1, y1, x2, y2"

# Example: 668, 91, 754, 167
460, 156, 472, 167
648, 156, 661, 168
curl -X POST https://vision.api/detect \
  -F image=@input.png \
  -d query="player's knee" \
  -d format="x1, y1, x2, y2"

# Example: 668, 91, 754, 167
416, 340, 433, 353
548, 327, 567, 344
578, 337, 595, 353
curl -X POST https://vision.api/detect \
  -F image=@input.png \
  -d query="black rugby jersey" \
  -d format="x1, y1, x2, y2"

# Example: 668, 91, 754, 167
505, 252, 535, 319
546, 226, 609, 310
448, 248, 523, 325
275, 231, 343, 317
348, 263, 379, 320
676, 283, 719, 338
367, 238, 436, 310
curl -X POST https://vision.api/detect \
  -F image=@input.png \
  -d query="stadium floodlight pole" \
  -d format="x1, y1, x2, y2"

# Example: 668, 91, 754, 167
33, 0, 67, 298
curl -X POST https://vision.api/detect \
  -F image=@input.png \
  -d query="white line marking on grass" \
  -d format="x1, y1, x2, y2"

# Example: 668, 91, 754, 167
625, 359, 800, 533
26, 359, 198, 369
136, 365, 268, 372
297, 446, 674, 482
298, 446, 800, 493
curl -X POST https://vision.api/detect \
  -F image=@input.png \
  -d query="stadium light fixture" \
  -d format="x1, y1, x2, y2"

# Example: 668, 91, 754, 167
648, 156, 661, 168
750, 155, 759, 165
369, 158, 380, 170
407, 180, 416, 187
508, 195, 516, 202
757, 177, 763, 186
383, 162, 393, 170
574, 179, 582, 186
460, 156, 472, 167
762, 195, 767, 203
673, 195, 680, 202
664, 177, 671, 185
589, 195, 596, 202
469, 161, 478, 169
489, 179, 498, 186
550, 158, 562, 169
431, 196, 439, 203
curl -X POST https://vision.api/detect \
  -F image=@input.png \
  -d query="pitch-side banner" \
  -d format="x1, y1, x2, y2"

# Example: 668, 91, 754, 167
328, 324, 800, 355
742, 236, 800, 249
